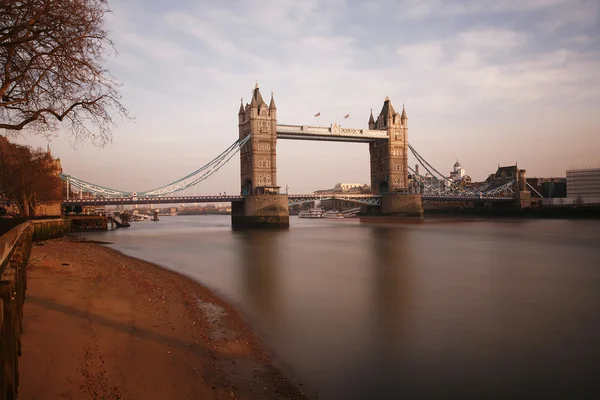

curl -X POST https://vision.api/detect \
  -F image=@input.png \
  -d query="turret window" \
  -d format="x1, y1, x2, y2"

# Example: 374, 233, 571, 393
257, 143, 271, 151
258, 174, 272, 185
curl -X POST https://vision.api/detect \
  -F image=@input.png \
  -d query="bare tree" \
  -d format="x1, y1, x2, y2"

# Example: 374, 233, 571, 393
0, 136, 62, 216
0, 0, 128, 145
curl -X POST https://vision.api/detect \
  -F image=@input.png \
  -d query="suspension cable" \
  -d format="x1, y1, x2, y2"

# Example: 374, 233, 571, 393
60, 135, 251, 198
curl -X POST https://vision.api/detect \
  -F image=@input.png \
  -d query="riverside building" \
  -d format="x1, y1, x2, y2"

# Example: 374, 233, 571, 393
565, 168, 600, 204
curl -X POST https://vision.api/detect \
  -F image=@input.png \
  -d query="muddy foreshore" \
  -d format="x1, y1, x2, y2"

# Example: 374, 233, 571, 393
19, 235, 312, 399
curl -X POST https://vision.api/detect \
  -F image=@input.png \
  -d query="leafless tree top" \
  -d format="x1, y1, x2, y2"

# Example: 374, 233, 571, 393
0, 0, 129, 145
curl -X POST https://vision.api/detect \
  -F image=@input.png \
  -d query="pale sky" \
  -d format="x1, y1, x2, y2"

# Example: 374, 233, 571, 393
13, 0, 600, 195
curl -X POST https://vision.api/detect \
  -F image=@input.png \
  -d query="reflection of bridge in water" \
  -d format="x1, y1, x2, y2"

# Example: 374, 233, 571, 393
60, 84, 530, 225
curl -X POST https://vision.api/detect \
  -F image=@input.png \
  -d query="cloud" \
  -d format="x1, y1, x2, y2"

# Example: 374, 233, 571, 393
28, 0, 600, 192
397, 0, 574, 19
164, 13, 238, 58
119, 32, 194, 62
458, 29, 527, 50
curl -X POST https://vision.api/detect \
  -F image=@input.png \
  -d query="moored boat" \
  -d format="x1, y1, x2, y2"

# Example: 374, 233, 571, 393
298, 208, 324, 218
323, 210, 345, 219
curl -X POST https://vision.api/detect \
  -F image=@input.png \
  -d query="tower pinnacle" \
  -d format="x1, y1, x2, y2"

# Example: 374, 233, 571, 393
251, 83, 265, 108
269, 91, 277, 110
238, 97, 245, 115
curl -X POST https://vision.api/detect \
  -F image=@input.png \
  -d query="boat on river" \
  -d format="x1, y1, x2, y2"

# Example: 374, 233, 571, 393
323, 210, 344, 219
298, 208, 324, 218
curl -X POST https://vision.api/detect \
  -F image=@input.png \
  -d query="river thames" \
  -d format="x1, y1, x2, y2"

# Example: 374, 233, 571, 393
79, 216, 600, 398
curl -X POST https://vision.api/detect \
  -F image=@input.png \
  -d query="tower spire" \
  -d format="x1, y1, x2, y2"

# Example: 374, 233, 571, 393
238, 97, 245, 115
378, 95, 396, 124
269, 90, 276, 110
251, 83, 265, 108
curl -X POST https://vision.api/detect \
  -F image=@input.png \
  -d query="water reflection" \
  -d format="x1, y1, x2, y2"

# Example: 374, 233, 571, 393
76, 217, 600, 399
369, 226, 411, 347
236, 230, 283, 334
362, 226, 413, 398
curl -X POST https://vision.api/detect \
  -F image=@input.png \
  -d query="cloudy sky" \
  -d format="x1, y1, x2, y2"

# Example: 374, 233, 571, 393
15, 0, 600, 194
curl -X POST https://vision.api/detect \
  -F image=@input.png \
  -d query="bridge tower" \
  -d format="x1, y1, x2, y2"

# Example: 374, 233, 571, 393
367, 97, 423, 218
238, 84, 278, 195
368, 97, 408, 194
232, 84, 289, 229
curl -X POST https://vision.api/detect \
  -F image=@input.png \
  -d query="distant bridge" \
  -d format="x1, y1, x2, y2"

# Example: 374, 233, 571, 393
62, 192, 515, 208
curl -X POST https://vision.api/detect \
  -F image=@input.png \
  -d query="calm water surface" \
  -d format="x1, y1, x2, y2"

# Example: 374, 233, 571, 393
79, 216, 600, 398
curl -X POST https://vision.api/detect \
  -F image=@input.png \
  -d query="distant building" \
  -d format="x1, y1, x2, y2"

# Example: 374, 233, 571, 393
314, 183, 370, 195
486, 165, 525, 188
566, 168, 600, 204
449, 161, 466, 182
485, 165, 530, 207
334, 183, 363, 192
313, 182, 370, 211
526, 177, 567, 199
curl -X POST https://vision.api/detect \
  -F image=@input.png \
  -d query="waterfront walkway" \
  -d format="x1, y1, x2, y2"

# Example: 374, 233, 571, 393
18, 237, 306, 399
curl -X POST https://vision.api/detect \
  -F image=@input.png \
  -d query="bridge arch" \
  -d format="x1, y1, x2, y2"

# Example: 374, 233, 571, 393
379, 181, 389, 194
242, 179, 252, 196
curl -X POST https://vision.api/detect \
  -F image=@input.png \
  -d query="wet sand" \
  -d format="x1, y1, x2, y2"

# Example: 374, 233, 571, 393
19, 236, 309, 400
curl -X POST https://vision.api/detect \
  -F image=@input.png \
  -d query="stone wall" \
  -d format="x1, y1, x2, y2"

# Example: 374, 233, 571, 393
0, 222, 33, 399
31, 219, 72, 241
380, 193, 424, 217
0, 218, 70, 398
231, 195, 289, 229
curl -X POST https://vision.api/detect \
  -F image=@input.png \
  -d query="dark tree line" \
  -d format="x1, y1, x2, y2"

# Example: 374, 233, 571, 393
0, 136, 62, 216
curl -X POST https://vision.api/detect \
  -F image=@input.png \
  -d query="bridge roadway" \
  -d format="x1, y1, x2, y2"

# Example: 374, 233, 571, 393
62, 194, 381, 207
62, 193, 514, 207
276, 124, 388, 143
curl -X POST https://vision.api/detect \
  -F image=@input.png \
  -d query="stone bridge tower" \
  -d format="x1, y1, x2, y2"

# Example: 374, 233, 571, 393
368, 97, 408, 194
233, 84, 288, 229
238, 84, 278, 195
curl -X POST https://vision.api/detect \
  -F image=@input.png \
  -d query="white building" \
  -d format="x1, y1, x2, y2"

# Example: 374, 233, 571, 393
333, 183, 364, 192
449, 161, 466, 182
565, 168, 600, 204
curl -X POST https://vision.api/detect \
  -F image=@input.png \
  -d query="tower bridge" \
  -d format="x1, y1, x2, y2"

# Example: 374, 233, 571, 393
60, 83, 529, 229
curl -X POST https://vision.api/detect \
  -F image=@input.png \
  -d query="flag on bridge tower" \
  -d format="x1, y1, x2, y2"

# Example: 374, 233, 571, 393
314, 112, 320, 117
344, 114, 350, 119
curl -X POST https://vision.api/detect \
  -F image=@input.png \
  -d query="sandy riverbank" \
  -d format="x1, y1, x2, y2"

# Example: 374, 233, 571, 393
19, 236, 309, 399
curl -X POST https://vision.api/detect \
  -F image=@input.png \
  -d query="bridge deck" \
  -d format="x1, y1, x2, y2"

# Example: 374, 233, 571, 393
62, 193, 514, 207
276, 124, 388, 143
